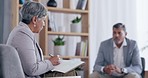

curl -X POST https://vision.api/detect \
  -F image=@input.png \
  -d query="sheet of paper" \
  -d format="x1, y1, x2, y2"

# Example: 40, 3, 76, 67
52, 59, 84, 73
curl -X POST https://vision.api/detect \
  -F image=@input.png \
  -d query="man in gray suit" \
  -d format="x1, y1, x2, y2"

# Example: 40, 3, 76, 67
90, 23, 142, 78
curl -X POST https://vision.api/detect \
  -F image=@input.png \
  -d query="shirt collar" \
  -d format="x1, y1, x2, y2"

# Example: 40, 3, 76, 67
113, 38, 127, 48
18, 22, 35, 40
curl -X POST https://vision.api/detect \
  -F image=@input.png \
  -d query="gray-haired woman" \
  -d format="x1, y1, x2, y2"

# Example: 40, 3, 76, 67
7, 1, 75, 78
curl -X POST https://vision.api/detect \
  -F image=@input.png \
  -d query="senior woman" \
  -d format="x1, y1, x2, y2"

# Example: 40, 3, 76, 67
7, 1, 75, 78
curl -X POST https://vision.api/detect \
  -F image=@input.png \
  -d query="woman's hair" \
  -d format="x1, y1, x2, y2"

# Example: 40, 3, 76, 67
20, 1, 47, 24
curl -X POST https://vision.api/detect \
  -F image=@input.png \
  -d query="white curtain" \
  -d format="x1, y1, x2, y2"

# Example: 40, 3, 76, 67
89, 0, 138, 73
136, 0, 148, 70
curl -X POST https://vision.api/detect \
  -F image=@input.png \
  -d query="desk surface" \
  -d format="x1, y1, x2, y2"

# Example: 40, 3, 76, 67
44, 76, 81, 78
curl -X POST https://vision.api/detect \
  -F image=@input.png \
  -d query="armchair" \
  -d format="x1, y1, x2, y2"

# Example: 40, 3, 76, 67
0, 44, 25, 78
141, 57, 145, 78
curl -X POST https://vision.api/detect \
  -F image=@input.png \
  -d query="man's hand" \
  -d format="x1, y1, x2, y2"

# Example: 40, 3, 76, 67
49, 56, 60, 66
103, 64, 123, 75
114, 66, 122, 74
103, 64, 116, 75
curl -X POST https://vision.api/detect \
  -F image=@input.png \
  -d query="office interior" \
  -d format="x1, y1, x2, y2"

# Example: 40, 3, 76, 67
0, 0, 148, 78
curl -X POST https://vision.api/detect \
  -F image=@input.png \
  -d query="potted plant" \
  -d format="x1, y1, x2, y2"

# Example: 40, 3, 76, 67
53, 36, 65, 46
71, 16, 81, 23
53, 36, 65, 56
70, 16, 82, 33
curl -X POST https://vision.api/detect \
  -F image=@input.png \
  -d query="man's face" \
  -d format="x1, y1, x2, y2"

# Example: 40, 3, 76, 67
113, 27, 127, 45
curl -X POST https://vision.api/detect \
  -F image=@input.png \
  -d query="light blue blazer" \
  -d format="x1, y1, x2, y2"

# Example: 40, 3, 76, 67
93, 38, 142, 74
7, 22, 54, 78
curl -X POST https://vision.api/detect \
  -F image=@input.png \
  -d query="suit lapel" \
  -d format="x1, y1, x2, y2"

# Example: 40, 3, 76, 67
123, 46, 128, 65
123, 39, 129, 65
36, 41, 44, 61
109, 39, 114, 64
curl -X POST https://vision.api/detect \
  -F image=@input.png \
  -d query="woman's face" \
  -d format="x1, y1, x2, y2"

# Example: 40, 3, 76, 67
34, 17, 46, 33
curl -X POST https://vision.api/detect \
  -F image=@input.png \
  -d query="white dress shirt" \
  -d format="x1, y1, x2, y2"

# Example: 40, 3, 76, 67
113, 38, 127, 68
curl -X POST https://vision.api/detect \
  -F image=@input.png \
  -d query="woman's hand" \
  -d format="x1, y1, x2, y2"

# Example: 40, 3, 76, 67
49, 56, 60, 66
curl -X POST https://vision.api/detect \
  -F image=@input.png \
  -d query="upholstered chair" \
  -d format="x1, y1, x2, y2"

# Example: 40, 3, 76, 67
0, 44, 25, 78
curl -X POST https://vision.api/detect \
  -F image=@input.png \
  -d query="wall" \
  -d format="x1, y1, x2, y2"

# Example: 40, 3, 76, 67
0, 0, 11, 44
0, 0, 4, 43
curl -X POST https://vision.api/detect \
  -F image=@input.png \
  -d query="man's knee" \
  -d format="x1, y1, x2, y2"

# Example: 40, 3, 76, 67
90, 72, 100, 78
124, 72, 141, 78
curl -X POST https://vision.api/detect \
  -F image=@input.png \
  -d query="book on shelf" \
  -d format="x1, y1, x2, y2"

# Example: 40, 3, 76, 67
51, 59, 84, 73
76, 0, 87, 10
75, 41, 88, 56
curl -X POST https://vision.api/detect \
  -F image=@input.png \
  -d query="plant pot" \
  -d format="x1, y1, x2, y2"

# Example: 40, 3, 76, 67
54, 45, 65, 56
70, 22, 81, 33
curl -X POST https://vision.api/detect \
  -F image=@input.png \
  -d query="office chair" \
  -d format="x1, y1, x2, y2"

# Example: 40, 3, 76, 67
141, 57, 145, 78
0, 44, 25, 78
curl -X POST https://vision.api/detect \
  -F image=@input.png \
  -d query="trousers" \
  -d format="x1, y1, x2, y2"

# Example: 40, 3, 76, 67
90, 71, 141, 78
41, 70, 76, 77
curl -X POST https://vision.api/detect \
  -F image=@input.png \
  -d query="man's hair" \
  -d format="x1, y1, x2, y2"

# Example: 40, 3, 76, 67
20, 1, 47, 24
113, 23, 126, 32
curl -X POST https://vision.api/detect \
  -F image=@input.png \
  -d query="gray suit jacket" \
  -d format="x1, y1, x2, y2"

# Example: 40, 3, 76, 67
7, 22, 54, 78
93, 38, 142, 74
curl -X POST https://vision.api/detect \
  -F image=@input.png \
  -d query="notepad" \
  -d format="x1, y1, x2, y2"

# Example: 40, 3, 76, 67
52, 59, 85, 73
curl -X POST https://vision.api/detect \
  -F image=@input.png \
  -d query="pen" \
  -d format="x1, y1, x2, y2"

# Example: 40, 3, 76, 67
57, 55, 60, 60
49, 54, 60, 60
49, 54, 53, 57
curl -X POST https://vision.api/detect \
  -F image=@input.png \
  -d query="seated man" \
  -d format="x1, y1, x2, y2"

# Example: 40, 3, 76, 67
90, 23, 142, 78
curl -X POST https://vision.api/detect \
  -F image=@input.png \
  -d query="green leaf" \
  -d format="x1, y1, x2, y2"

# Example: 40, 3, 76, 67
71, 16, 81, 23
53, 36, 65, 46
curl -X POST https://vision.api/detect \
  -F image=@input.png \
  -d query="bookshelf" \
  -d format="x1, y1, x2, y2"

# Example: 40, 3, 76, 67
12, 0, 89, 78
